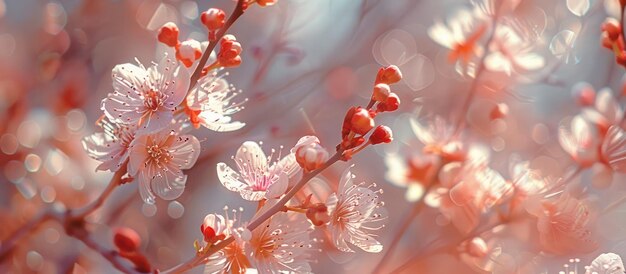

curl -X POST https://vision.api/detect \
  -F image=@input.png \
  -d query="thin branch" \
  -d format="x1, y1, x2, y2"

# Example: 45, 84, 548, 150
72, 231, 138, 274
161, 150, 344, 274
187, 0, 247, 93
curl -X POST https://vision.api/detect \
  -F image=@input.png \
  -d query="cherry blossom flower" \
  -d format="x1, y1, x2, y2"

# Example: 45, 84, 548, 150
185, 72, 245, 132
559, 115, 599, 167
128, 127, 200, 204
410, 116, 465, 161
428, 8, 489, 66
601, 125, 626, 172
384, 153, 438, 202
217, 141, 299, 201
585, 253, 625, 274
532, 193, 598, 255
101, 54, 189, 134
82, 118, 137, 172
484, 24, 545, 75
291, 136, 329, 172
204, 210, 251, 274
247, 212, 313, 273
582, 88, 623, 134
326, 166, 386, 253
437, 158, 512, 234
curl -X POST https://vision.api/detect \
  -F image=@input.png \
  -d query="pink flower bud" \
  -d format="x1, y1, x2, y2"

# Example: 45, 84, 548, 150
306, 203, 330, 226
257, 0, 278, 7
377, 92, 400, 112
218, 36, 243, 68
113, 227, 141, 253
350, 107, 375, 135
293, 136, 329, 172
376, 65, 403, 84
572, 82, 595, 106
176, 39, 202, 68
200, 214, 226, 243
372, 83, 391, 102
489, 103, 509, 120
200, 8, 226, 31
467, 237, 488, 258
158, 22, 179, 47
369, 125, 393, 144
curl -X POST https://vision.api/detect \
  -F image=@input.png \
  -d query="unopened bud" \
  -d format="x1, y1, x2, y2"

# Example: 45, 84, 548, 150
114, 227, 141, 253
350, 108, 375, 135
257, 0, 278, 7
200, 214, 226, 243
489, 103, 509, 120
377, 93, 400, 112
572, 82, 595, 106
602, 19, 622, 42
176, 39, 202, 68
372, 83, 391, 102
306, 203, 330, 226
467, 237, 488, 258
376, 65, 403, 85
158, 22, 180, 47
369, 125, 393, 144
293, 136, 329, 172
201, 8, 226, 31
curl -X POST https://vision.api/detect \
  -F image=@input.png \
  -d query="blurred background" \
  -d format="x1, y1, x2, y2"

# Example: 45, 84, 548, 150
0, 0, 625, 273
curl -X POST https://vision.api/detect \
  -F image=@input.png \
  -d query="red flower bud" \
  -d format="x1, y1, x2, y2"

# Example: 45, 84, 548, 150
376, 65, 403, 85
350, 107, 375, 135
113, 227, 141, 253
157, 22, 179, 47
369, 125, 393, 144
371, 83, 391, 102
377, 93, 400, 112
489, 103, 509, 120
201, 8, 226, 31
306, 203, 330, 226
342, 107, 357, 138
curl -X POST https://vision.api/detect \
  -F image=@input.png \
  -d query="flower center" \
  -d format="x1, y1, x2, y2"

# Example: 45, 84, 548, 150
147, 144, 171, 164
144, 90, 165, 112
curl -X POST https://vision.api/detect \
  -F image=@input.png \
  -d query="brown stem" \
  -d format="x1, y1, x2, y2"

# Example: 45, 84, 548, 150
161, 151, 344, 274
69, 163, 128, 220
187, 0, 246, 93
452, 13, 500, 136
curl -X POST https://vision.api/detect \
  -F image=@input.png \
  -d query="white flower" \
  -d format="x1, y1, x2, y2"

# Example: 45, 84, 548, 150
217, 141, 299, 201
186, 73, 245, 132
128, 128, 200, 204
101, 54, 189, 134
601, 125, 626, 173
326, 166, 386, 253
586, 253, 625, 274
484, 24, 545, 75
582, 88, 623, 132
247, 212, 313, 274
559, 115, 599, 167
82, 118, 136, 172
428, 8, 488, 65
204, 210, 251, 274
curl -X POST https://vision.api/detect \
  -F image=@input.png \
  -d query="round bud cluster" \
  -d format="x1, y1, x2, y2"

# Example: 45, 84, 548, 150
201, 8, 226, 41
218, 35, 243, 68
601, 18, 626, 66
338, 65, 402, 153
